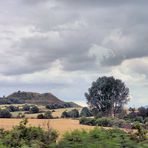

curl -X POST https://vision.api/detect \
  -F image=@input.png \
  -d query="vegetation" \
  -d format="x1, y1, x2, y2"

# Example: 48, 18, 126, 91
46, 103, 74, 110
56, 128, 147, 148
61, 109, 79, 118
37, 111, 53, 119
80, 107, 92, 117
29, 105, 39, 114
0, 119, 147, 148
79, 117, 131, 128
0, 97, 24, 104
0, 109, 12, 118
85, 76, 129, 117
0, 119, 58, 147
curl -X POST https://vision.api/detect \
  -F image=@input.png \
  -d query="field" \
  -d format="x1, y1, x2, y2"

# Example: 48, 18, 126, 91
0, 104, 82, 118
0, 118, 94, 139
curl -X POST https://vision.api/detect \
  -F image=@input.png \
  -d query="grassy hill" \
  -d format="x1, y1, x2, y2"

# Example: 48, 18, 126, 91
6, 91, 80, 107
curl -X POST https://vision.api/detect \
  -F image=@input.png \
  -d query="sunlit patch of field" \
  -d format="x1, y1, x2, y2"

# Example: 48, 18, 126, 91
0, 118, 94, 139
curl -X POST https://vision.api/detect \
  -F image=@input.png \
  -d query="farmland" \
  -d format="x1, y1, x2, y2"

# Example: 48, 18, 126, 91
0, 118, 94, 138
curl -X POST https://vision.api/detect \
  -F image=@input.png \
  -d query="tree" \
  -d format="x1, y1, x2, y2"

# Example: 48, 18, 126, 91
22, 104, 30, 111
69, 109, 79, 118
30, 106, 39, 113
61, 111, 69, 118
61, 109, 79, 118
80, 107, 92, 117
44, 111, 53, 119
138, 107, 147, 119
0, 109, 12, 118
85, 76, 129, 117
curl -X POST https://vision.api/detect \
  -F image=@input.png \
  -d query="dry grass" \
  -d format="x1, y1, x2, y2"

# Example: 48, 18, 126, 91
0, 118, 94, 138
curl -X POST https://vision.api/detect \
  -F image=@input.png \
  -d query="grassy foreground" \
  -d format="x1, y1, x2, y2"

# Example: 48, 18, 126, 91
0, 119, 147, 148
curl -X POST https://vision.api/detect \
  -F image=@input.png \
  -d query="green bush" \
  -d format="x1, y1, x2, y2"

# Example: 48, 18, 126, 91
56, 128, 138, 148
95, 117, 113, 127
79, 117, 96, 126
37, 113, 44, 119
80, 117, 131, 128
134, 116, 144, 123
80, 107, 92, 117
22, 104, 30, 111
44, 111, 53, 119
37, 111, 53, 119
30, 105, 39, 113
0, 109, 12, 118
0, 119, 58, 147
61, 109, 79, 118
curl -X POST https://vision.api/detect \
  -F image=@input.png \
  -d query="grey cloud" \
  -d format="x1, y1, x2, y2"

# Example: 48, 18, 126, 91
0, 0, 148, 76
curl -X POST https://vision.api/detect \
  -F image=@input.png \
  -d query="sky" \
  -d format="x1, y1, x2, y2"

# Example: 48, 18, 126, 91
0, 0, 148, 107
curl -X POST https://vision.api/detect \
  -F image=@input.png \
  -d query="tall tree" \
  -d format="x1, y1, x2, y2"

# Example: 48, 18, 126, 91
85, 76, 130, 117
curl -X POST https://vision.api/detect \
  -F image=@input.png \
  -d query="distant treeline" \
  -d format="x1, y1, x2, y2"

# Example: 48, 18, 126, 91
0, 97, 24, 104
46, 103, 73, 109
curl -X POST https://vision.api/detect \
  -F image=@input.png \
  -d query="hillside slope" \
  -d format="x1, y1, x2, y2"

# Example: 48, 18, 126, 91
7, 91, 64, 105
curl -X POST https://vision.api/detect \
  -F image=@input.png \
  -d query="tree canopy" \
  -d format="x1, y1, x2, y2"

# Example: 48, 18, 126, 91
85, 76, 129, 117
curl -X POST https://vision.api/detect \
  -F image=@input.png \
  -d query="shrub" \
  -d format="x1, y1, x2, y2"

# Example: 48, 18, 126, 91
46, 103, 72, 110
57, 128, 137, 148
30, 105, 39, 113
144, 117, 148, 123
22, 104, 30, 111
68, 109, 79, 118
37, 111, 53, 119
17, 112, 25, 118
80, 117, 131, 128
44, 111, 53, 119
61, 111, 69, 118
0, 109, 12, 118
95, 117, 113, 127
0, 119, 58, 147
37, 114, 44, 119
80, 107, 92, 117
61, 109, 79, 118
79, 117, 96, 126
134, 116, 144, 123
7, 105, 20, 112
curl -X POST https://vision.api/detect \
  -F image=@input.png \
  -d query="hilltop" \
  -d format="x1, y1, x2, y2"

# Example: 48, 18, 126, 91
6, 91, 80, 107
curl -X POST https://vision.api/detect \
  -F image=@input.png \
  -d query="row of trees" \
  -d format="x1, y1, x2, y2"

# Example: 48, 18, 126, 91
61, 107, 92, 118
46, 103, 73, 109
0, 97, 24, 104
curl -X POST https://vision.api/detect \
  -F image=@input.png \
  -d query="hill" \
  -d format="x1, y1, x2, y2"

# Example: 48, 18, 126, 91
6, 91, 80, 107
7, 91, 64, 105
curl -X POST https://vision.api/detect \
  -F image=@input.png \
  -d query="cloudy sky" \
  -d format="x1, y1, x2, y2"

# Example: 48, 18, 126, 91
0, 0, 147, 107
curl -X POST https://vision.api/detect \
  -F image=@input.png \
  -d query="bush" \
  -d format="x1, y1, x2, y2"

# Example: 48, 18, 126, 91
0, 109, 12, 118
61, 109, 79, 118
22, 104, 30, 111
30, 105, 39, 113
0, 98, 24, 104
80, 117, 131, 128
57, 128, 138, 148
80, 107, 92, 117
37, 111, 53, 119
79, 117, 96, 126
44, 111, 53, 119
95, 117, 113, 127
37, 114, 44, 119
7, 105, 20, 112
68, 109, 79, 118
134, 116, 144, 123
0, 119, 58, 147
46, 103, 72, 110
